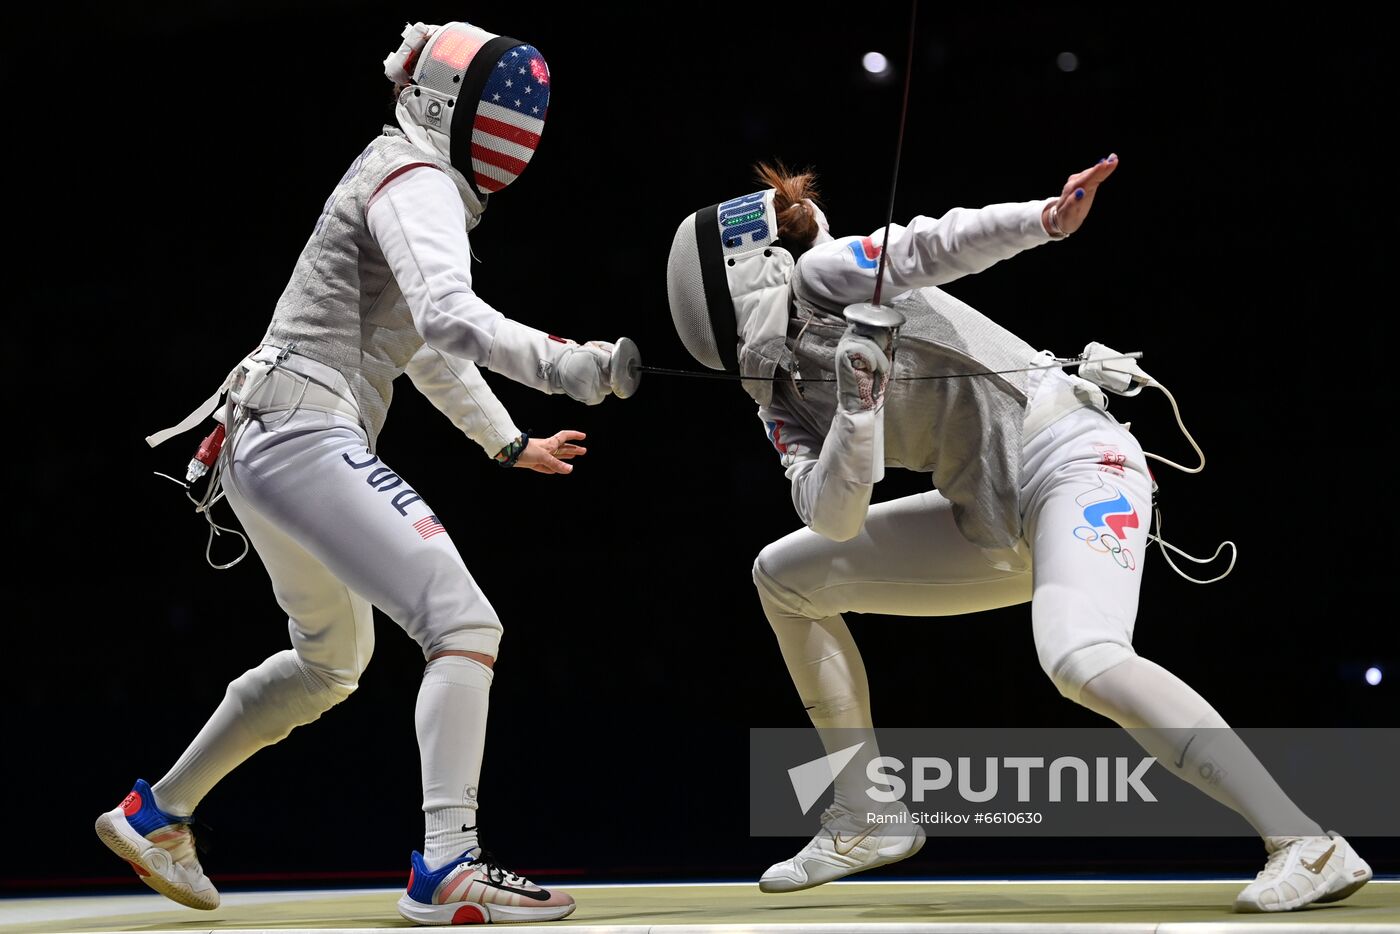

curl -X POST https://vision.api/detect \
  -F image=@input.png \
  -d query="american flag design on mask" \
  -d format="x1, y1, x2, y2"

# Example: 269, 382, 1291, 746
472, 46, 549, 193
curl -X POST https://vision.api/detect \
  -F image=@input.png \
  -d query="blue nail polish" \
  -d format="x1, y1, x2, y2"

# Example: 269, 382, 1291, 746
1075, 188, 1085, 200
1098, 158, 1105, 164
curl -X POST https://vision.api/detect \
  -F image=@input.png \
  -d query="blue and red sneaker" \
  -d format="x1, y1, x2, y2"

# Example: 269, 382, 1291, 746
397, 847, 575, 924
94, 779, 218, 910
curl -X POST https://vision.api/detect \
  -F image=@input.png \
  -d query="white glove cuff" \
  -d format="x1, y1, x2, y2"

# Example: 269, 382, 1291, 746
486, 318, 560, 393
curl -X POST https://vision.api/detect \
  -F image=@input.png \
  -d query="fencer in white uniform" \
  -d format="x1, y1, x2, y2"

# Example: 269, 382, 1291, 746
95, 21, 622, 926
665, 157, 1371, 913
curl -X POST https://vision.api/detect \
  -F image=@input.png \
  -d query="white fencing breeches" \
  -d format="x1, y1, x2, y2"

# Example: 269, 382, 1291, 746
223, 409, 503, 664
753, 402, 1153, 704
751, 400, 1323, 838
151, 408, 502, 818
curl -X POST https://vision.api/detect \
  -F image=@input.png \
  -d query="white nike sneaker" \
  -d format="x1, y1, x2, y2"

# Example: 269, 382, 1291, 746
1233, 831, 1372, 912
398, 847, 575, 924
759, 803, 925, 893
94, 779, 218, 910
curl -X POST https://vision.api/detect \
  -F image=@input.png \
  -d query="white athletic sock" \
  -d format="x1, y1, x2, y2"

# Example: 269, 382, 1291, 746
765, 608, 889, 818
1079, 656, 1324, 838
418, 656, 493, 870
153, 650, 348, 817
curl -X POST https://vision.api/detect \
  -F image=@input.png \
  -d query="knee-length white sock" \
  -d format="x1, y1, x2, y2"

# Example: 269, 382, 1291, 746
417, 656, 493, 869
1079, 656, 1323, 838
764, 604, 890, 818
152, 650, 350, 817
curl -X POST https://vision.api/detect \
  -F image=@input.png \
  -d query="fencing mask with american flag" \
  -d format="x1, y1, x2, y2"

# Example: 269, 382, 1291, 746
384, 21, 549, 197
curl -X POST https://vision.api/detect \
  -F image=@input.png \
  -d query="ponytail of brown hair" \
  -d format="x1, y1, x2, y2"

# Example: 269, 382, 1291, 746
753, 161, 822, 256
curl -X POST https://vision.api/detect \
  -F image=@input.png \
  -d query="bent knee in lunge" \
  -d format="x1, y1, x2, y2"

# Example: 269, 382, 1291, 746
752, 542, 830, 622
416, 609, 504, 662
225, 649, 365, 744
1040, 640, 1136, 703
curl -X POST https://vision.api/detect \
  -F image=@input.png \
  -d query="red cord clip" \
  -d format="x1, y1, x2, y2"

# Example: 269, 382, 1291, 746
185, 423, 226, 483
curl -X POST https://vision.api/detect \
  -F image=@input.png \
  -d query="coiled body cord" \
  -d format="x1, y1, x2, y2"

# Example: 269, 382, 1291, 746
1077, 345, 1237, 585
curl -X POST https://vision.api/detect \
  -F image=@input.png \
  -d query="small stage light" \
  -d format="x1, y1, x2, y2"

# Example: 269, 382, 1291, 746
863, 51, 890, 75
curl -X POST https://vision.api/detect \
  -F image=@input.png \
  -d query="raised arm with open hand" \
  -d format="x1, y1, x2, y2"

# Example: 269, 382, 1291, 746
1042, 153, 1119, 238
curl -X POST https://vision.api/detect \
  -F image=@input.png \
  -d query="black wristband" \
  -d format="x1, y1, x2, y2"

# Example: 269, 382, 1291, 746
494, 432, 530, 468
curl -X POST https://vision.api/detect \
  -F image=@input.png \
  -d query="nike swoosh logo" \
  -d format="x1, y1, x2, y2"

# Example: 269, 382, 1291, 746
832, 825, 878, 856
479, 880, 553, 901
1301, 845, 1336, 874
1175, 735, 1196, 769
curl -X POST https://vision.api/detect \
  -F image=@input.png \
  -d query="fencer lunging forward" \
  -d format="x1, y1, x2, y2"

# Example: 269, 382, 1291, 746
95, 21, 624, 926
664, 156, 1371, 913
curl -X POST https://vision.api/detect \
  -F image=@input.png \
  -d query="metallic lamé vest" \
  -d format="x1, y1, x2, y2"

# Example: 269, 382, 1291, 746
760, 283, 1044, 550
260, 127, 483, 448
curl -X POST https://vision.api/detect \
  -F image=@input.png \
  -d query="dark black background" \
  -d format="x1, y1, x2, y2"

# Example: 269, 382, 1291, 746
6, 0, 1394, 894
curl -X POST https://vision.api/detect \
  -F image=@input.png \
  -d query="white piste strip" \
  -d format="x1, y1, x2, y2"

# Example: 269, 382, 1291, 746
33, 924, 1400, 934
2, 881, 1393, 931
0, 888, 385, 923
559, 879, 1399, 888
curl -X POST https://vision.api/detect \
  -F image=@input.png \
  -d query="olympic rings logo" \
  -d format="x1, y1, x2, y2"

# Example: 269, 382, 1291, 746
1072, 525, 1136, 570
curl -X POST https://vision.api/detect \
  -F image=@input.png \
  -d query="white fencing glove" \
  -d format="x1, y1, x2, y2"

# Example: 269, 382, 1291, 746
488, 319, 614, 405
554, 340, 615, 406
835, 328, 891, 413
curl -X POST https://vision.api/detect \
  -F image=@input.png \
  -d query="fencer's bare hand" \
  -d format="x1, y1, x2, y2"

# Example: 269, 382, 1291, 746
516, 430, 587, 474
1043, 153, 1118, 237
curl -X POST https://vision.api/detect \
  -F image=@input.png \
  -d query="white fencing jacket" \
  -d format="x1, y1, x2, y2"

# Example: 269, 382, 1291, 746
756, 200, 1078, 543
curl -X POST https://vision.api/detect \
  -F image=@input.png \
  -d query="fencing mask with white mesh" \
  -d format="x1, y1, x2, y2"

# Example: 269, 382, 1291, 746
666, 189, 795, 372
384, 21, 549, 196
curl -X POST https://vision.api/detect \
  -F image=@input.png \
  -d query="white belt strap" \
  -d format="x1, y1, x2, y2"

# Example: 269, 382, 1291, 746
145, 346, 361, 449
145, 368, 238, 448
1023, 369, 1106, 441
145, 345, 361, 573
238, 366, 361, 421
